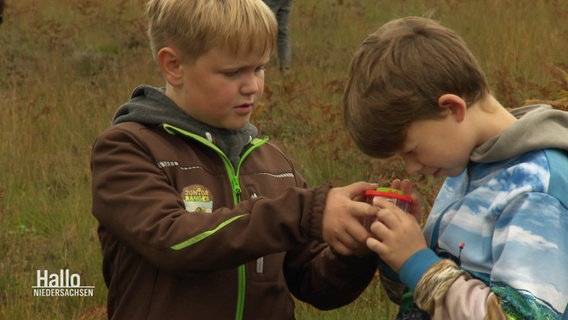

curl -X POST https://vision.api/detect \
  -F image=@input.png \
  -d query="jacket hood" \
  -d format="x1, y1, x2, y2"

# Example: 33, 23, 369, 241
112, 85, 258, 167
471, 104, 568, 163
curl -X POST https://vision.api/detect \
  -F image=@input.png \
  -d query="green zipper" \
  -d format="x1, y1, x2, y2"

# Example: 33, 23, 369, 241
162, 124, 269, 320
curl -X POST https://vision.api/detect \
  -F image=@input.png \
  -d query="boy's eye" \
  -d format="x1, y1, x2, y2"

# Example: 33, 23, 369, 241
222, 66, 265, 77
400, 146, 416, 156
223, 70, 240, 77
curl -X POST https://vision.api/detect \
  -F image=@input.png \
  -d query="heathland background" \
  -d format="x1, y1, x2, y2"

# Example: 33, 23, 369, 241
1, 0, 567, 319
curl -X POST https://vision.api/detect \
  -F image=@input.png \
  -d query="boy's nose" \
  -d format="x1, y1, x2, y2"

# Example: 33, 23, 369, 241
404, 160, 422, 175
241, 74, 260, 94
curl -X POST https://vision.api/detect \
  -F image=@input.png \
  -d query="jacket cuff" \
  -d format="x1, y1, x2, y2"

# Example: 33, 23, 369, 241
399, 248, 441, 291
378, 257, 400, 281
308, 184, 332, 240
414, 259, 467, 314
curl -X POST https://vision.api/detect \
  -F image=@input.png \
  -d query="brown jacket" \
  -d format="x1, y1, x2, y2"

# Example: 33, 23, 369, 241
91, 115, 376, 319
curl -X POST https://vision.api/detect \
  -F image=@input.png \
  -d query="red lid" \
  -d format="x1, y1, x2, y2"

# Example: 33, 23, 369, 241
364, 187, 412, 203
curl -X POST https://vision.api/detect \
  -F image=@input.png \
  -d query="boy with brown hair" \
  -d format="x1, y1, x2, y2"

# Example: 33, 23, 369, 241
91, 0, 379, 319
344, 16, 568, 319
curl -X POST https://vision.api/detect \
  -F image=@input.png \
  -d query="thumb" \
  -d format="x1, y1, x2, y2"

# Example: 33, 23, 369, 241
344, 181, 378, 199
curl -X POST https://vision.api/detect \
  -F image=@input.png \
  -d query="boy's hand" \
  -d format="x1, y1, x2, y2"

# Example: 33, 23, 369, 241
391, 179, 423, 223
322, 182, 378, 256
366, 197, 427, 272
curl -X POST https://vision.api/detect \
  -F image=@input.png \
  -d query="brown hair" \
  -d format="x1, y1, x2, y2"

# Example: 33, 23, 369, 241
343, 16, 489, 158
145, 0, 277, 63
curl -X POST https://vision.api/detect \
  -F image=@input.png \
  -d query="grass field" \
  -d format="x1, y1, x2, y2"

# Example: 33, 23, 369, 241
0, 0, 567, 319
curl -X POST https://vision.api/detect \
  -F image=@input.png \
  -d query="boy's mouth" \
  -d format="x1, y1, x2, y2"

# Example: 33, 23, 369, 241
234, 103, 253, 115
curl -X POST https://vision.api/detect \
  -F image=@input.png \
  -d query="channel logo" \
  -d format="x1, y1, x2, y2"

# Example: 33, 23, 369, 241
32, 269, 94, 297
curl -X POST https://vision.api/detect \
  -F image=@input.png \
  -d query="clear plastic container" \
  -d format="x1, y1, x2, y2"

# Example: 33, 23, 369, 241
363, 187, 412, 229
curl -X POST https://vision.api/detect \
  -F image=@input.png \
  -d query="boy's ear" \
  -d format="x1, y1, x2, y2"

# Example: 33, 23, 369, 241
438, 94, 467, 122
157, 47, 183, 87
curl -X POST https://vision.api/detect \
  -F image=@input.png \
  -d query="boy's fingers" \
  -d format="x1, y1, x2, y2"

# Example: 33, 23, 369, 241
344, 181, 378, 198
390, 179, 402, 189
372, 197, 399, 210
329, 235, 366, 256
376, 209, 403, 228
400, 179, 413, 192
348, 201, 379, 219
366, 237, 386, 254
330, 243, 350, 256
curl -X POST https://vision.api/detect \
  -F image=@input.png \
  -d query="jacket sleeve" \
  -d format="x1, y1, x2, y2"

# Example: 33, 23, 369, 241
91, 125, 344, 275
377, 260, 407, 305
404, 192, 568, 319
412, 259, 506, 319
264, 144, 379, 310
283, 243, 378, 310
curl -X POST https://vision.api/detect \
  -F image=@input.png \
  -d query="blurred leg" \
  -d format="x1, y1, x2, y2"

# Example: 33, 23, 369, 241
262, 0, 293, 71
275, 0, 292, 70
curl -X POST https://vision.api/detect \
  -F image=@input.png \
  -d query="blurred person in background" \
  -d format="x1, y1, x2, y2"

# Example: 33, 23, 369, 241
262, 0, 292, 72
0, 0, 5, 26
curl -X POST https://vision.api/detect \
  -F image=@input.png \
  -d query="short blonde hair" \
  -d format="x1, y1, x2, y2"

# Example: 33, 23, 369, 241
146, 0, 277, 62
343, 16, 489, 158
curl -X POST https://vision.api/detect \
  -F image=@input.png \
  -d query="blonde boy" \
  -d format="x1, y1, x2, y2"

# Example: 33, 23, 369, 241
91, 1, 379, 319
